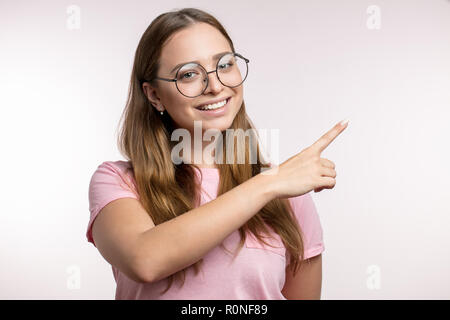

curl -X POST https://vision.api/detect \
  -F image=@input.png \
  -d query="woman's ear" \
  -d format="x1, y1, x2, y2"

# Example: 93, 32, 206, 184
142, 82, 164, 112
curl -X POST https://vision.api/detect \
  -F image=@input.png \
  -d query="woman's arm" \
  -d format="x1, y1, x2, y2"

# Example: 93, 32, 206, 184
281, 254, 322, 300
92, 171, 277, 283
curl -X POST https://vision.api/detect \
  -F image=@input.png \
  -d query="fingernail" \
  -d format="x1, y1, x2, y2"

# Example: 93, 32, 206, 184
340, 118, 349, 126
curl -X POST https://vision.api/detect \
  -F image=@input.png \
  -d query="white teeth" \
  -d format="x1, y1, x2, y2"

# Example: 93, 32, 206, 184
198, 99, 227, 110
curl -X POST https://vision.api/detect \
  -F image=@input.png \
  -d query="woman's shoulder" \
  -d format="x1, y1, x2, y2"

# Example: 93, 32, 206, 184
90, 159, 138, 194
97, 159, 133, 171
93, 160, 135, 178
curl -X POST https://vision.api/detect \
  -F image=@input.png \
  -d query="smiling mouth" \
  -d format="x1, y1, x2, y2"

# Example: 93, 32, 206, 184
195, 97, 230, 111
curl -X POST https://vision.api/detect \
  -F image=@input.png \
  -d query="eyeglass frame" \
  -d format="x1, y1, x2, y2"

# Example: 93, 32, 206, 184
145, 52, 249, 98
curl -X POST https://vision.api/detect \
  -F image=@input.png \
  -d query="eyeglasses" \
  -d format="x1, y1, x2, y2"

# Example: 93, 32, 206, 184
147, 52, 249, 98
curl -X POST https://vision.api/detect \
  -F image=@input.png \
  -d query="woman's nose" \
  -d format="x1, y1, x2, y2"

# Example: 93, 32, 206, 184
203, 71, 224, 95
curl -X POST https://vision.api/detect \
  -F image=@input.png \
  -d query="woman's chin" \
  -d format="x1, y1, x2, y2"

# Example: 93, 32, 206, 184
201, 117, 235, 132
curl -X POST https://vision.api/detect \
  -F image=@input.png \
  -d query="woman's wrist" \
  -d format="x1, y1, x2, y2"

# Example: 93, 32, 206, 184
252, 168, 279, 202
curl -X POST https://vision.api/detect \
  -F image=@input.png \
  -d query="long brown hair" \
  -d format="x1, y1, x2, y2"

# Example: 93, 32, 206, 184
117, 8, 305, 294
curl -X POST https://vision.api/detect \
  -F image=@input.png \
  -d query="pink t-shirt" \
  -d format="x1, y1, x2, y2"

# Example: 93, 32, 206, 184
87, 160, 325, 300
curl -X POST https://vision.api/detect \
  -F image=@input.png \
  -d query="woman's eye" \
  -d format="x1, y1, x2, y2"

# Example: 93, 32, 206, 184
218, 63, 233, 70
182, 72, 196, 79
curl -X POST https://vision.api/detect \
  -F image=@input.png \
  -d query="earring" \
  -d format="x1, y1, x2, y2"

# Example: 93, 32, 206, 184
160, 110, 164, 115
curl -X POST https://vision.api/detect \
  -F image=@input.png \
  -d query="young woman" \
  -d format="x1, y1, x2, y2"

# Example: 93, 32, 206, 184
87, 8, 348, 300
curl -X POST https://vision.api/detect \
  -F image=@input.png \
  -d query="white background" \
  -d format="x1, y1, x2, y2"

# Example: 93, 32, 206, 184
1, 0, 449, 299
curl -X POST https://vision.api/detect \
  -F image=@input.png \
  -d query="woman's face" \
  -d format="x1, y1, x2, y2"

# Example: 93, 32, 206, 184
143, 22, 243, 134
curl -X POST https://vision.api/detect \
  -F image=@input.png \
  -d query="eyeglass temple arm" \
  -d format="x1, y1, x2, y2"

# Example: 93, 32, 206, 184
234, 53, 250, 63
154, 77, 177, 82
141, 77, 176, 84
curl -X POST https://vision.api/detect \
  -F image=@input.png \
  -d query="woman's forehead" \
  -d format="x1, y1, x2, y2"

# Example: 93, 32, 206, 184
160, 23, 232, 69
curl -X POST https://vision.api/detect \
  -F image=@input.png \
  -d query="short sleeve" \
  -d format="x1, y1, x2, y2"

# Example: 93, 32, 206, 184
86, 161, 139, 247
286, 192, 325, 263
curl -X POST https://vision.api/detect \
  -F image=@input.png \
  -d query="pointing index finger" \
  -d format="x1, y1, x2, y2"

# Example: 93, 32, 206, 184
311, 119, 349, 153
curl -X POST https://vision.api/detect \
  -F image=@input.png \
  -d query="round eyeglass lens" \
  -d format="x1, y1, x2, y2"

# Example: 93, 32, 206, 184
216, 53, 248, 88
175, 63, 207, 97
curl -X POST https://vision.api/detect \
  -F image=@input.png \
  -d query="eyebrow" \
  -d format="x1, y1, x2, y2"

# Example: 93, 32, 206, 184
169, 51, 231, 74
